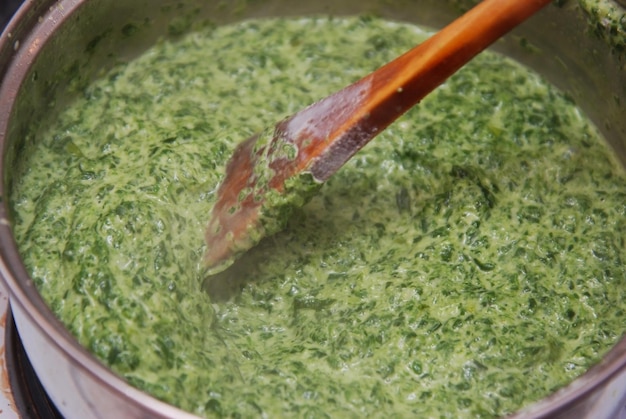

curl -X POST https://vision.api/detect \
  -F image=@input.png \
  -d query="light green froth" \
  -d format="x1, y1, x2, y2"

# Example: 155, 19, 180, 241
11, 16, 626, 418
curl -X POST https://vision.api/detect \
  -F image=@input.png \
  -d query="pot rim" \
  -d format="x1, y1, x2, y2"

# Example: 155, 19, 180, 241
1, 1, 626, 418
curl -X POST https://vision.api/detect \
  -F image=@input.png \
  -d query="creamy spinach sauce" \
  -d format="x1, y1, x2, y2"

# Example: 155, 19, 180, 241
11, 16, 626, 418
578, 0, 626, 51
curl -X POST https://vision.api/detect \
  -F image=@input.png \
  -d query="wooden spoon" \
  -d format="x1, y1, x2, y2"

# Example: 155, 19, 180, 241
205, 0, 553, 271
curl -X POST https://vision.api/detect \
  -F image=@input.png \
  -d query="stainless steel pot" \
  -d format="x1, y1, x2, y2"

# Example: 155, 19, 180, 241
1, 0, 625, 418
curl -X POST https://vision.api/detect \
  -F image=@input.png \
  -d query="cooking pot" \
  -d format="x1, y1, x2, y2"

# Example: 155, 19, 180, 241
1, 0, 625, 418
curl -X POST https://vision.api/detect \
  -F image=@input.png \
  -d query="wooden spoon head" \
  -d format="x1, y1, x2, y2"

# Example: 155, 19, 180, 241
204, 120, 324, 272
204, 133, 262, 270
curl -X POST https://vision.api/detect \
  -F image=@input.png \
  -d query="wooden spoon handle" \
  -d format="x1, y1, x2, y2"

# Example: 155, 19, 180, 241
281, 0, 553, 182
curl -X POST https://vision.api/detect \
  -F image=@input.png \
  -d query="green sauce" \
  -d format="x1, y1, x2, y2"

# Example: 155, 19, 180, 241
578, 0, 626, 52
11, 16, 626, 418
